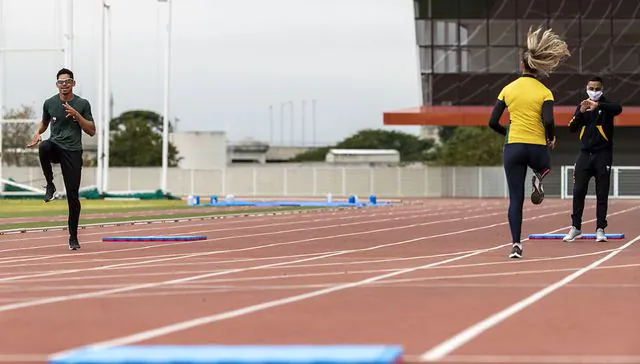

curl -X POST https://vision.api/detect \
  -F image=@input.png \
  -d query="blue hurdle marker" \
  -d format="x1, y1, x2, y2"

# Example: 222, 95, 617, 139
49, 344, 405, 364
369, 194, 377, 204
528, 233, 625, 240
102, 235, 207, 242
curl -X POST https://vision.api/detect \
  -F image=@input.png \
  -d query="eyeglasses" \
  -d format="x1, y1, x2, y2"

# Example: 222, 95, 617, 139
56, 79, 74, 86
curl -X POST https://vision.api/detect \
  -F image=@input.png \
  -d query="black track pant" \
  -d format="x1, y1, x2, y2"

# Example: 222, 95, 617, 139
571, 149, 612, 230
39, 140, 83, 238
503, 143, 551, 244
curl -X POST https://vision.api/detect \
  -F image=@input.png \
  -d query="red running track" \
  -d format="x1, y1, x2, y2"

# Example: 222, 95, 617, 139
0, 198, 639, 364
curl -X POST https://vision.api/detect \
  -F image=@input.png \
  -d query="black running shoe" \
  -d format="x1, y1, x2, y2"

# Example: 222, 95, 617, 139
44, 183, 56, 202
509, 244, 522, 259
531, 172, 545, 205
69, 236, 81, 251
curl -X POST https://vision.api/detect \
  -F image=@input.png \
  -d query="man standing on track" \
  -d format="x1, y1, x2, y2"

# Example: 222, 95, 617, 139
26, 68, 96, 251
563, 76, 622, 243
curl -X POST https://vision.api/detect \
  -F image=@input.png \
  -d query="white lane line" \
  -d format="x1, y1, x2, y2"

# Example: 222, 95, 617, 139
0, 202, 468, 246
82, 243, 618, 274
419, 248, 620, 271
0, 205, 400, 249
0, 204, 562, 282
46, 217, 631, 357
0, 199, 551, 255
0, 250, 352, 314
10, 277, 640, 294
7, 262, 640, 300
418, 233, 640, 362
1, 203, 634, 309
0, 205, 358, 236
49, 245, 505, 358
0, 204, 502, 262
121, 260, 640, 291
0, 204, 587, 311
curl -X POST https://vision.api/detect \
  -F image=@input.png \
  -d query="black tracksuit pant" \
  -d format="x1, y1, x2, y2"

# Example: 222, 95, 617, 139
571, 149, 612, 230
39, 140, 83, 238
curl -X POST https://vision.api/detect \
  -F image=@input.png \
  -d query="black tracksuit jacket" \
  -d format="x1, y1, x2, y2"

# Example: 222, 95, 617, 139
569, 96, 622, 153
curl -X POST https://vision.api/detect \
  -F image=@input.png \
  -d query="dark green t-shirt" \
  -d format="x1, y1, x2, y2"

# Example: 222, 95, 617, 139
42, 94, 94, 151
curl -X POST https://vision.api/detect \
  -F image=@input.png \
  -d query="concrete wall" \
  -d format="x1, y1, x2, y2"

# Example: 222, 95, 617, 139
4, 164, 639, 199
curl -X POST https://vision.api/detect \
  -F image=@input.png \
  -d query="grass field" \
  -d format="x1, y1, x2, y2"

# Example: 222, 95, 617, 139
0, 199, 189, 218
0, 199, 319, 231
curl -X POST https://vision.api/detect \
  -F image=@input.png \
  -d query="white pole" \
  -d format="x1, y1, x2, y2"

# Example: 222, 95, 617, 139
289, 100, 294, 145
102, 1, 111, 192
0, 0, 5, 190
64, 0, 73, 69
312, 99, 316, 146
301, 100, 305, 146
269, 105, 273, 144
280, 103, 284, 145
160, 0, 172, 194
95, 0, 104, 193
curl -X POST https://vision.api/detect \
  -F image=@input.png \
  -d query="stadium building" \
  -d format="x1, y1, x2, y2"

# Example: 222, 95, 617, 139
384, 0, 640, 169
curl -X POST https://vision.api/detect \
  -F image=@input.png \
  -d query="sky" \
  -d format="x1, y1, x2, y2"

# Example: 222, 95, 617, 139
0, 0, 422, 146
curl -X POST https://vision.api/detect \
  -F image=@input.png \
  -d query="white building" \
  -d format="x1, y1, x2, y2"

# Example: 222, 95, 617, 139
325, 149, 400, 164
170, 131, 227, 170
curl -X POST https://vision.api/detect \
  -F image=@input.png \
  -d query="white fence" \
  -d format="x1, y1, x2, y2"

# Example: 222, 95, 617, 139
2, 165, 639, 199
560, 166, 640, 199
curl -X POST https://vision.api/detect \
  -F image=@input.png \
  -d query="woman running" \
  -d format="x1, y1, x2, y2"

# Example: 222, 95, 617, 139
488, 26, 570, 259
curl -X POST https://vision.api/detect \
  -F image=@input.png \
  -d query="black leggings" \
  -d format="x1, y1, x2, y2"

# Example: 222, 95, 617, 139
503, 143, 551, 243
39, 140, 84, 238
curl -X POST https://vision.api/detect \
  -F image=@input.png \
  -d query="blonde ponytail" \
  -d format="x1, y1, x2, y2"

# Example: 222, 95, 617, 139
522, 26, 571, 77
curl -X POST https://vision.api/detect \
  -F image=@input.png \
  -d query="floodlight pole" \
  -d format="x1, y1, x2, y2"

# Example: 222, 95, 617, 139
102, 1, 111, 192
0, 0, 4, 190
65, 0, 73, 69
96, 0, 105, 193
158, 0, 172, 195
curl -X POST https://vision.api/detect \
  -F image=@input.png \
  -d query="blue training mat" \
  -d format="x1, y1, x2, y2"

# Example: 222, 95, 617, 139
102, 235, 207, 242
204, 201, 393, 208
49, 345, 404, 364
528, 233, 625, 240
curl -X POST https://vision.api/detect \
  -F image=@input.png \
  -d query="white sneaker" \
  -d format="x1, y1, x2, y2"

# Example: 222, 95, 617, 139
563, 226, 582, 242
596, 228, 607, 242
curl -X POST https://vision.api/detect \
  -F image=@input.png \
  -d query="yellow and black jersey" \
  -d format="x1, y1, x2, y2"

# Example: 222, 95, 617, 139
488, 74, 555, 145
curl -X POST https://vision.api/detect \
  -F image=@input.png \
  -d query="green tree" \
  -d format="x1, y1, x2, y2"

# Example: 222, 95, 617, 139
289, 147, 330, 162
110, 110, 172, 135
290, 129, 435, 162
431, 126, 504, 166
108, 110, 181, 167
438, 126, 458, 143
1, 105, 40, 167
